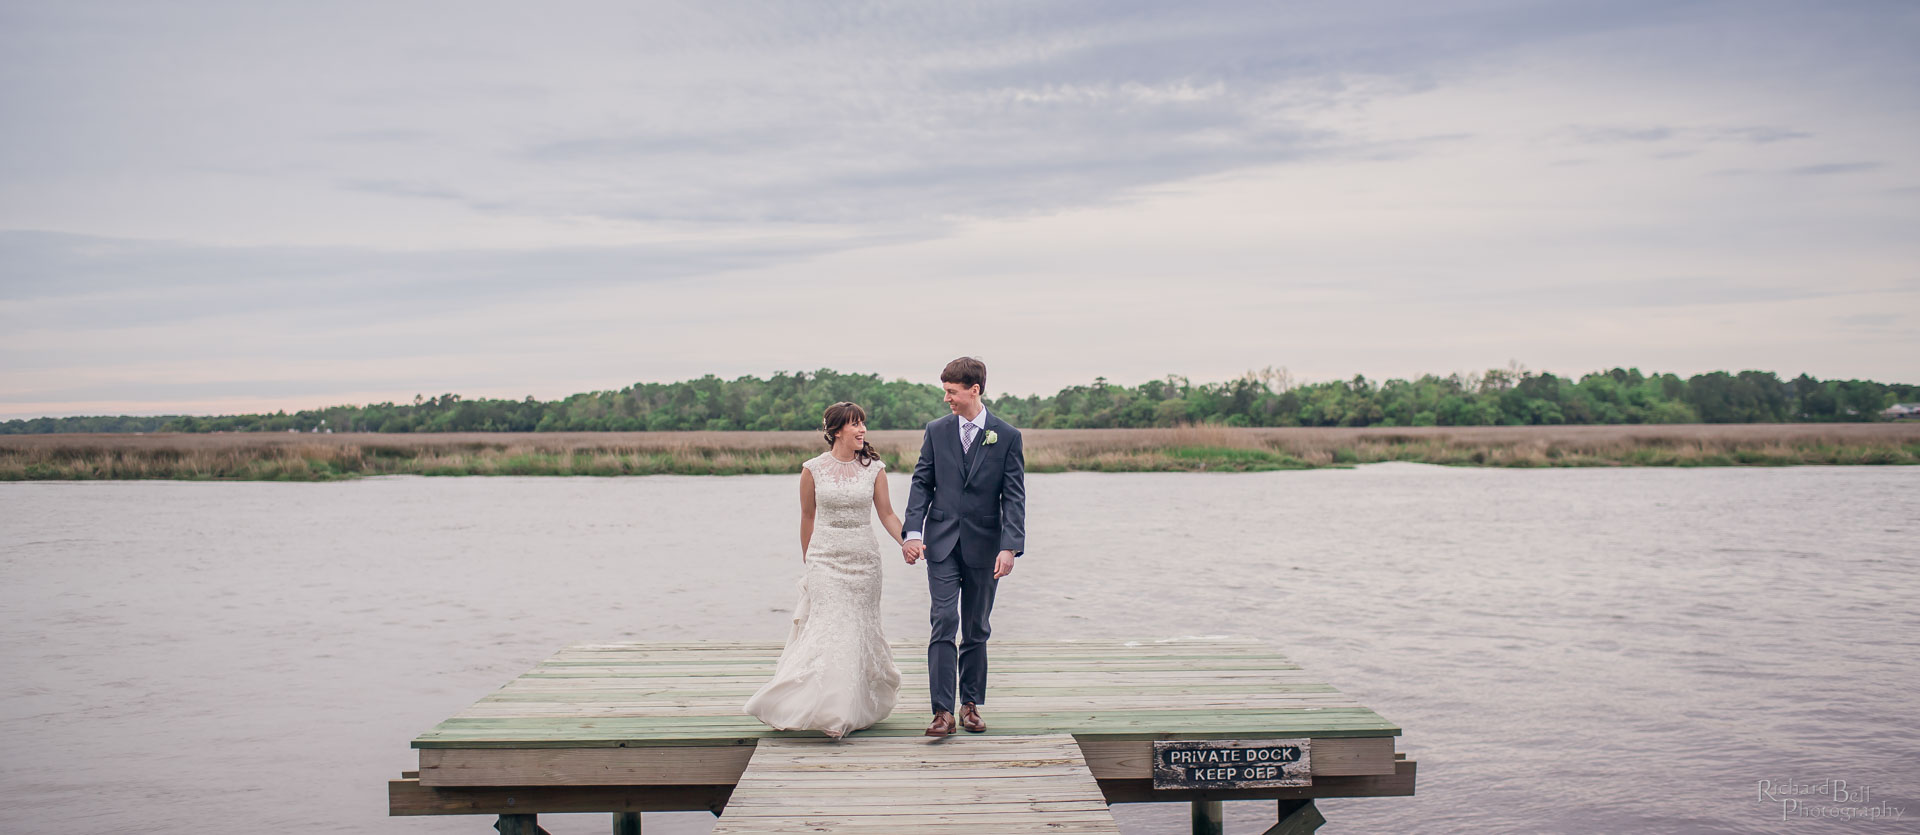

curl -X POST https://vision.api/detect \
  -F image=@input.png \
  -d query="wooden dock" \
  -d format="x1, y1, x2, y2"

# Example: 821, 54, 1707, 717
389, 638, 1415, 833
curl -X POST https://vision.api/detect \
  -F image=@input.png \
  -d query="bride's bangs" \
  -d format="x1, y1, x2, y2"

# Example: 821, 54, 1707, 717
824, 401, 867, 431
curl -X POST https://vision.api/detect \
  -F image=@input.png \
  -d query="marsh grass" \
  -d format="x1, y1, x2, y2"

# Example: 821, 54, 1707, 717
3, 425, 1916, 481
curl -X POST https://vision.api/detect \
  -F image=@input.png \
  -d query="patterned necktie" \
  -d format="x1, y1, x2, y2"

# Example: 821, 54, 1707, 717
961, 422, 977, 454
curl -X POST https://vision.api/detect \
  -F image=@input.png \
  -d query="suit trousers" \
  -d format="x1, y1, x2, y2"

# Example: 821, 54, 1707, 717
926, 553, 998, 714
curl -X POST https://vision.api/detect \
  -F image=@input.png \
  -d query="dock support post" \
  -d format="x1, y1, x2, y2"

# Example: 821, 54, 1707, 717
494, 814, 546, 835
1260, 799, 1326, 835
614, 811, 642, 834
1191, 800, 1224, 835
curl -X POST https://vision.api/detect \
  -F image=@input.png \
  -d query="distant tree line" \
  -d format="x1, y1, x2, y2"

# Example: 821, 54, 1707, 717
4, 367, 1916, 435
0, 414, 188, 434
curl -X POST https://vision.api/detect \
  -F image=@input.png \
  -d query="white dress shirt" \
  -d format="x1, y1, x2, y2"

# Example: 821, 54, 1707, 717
905, 407, 988, 543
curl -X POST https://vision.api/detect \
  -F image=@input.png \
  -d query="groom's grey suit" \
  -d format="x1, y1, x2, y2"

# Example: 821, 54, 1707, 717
903, 409, 1025, 715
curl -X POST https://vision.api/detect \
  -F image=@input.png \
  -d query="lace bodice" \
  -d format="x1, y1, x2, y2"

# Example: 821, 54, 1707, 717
805, 452, 883, 530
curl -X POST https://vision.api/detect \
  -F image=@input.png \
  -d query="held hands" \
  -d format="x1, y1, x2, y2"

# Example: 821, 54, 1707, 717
897, 541, 1013, 575
993, 550, 1016, 579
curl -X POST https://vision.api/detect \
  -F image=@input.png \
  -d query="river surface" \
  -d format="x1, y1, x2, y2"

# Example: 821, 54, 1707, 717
2, 465, 1915, 834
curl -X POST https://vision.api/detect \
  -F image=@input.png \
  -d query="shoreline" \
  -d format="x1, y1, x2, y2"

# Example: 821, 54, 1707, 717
3, 424, 1917, 481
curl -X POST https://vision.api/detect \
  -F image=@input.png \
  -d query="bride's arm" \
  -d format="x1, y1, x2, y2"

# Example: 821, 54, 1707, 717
872, 468, 905, 545
799, 468, 816, 561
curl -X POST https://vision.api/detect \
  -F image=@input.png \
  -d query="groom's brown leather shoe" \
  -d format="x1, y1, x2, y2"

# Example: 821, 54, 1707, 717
960, 703, 986, 733
926, 711, 957, 736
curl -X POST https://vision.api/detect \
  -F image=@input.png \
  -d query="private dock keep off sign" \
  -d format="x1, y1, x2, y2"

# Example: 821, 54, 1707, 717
1152, 739, 1313, 789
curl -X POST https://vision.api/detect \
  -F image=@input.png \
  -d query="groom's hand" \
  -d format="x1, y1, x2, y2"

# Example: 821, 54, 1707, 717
993, 550, 1015, 579
902, 540, 924, 565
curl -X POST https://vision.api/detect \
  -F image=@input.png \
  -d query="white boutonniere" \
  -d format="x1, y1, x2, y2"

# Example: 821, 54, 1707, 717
984, 430, 999, 445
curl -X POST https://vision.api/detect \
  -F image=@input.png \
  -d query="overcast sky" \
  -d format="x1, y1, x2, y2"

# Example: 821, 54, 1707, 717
2, 1, 1916, 418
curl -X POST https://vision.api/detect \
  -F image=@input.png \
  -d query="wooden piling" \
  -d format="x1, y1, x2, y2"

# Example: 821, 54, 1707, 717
1191, 799, 1224, 835
492, 813, 542, 835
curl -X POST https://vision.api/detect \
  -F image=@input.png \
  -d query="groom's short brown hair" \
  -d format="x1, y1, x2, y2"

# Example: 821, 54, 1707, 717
941, 357, 986, 396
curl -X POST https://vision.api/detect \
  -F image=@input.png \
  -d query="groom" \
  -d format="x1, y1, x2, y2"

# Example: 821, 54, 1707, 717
902, 356, 1026, 736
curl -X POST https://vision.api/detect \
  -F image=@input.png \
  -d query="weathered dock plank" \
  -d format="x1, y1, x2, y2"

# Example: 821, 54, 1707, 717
711, 735, 1121, 834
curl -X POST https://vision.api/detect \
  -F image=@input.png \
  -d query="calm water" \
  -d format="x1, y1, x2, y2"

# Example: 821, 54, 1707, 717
2, 465, 1915, 834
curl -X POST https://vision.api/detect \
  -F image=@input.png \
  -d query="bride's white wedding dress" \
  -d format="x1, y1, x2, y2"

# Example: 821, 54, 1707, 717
744, 452, 902, 737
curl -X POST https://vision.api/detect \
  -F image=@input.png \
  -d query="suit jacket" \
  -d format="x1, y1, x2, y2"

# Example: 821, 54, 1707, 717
903, 411, 1026, 570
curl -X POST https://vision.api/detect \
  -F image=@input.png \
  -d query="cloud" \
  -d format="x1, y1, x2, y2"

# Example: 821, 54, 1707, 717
1558, 123, 1816, 149
0, 229, 880, 328
1564, 125, 1677, 144
1836, 312, 1899, 327
1388, 270, 1919, 312
1711, 126, 1813, 144
1509, 277, 1911, 309
322, 129, 436, 144
336, 179, 473, 203
1788, 162, 1883, 176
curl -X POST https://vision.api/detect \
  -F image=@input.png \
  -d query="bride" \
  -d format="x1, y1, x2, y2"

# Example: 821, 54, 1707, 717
744, 402, 904, 738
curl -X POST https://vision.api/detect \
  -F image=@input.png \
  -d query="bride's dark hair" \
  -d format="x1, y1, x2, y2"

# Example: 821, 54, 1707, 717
822, 401, 880, 466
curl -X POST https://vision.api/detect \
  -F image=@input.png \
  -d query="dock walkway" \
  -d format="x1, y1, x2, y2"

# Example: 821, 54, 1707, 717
713, 735, 1120, 834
